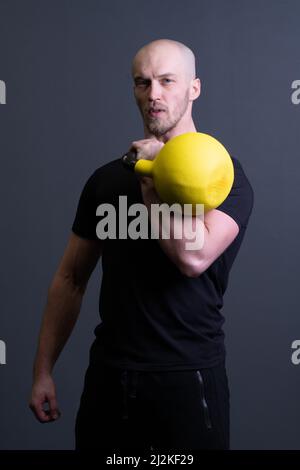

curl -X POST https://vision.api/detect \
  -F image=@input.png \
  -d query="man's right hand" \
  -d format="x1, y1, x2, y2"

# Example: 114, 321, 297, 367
29, 374, 61, 423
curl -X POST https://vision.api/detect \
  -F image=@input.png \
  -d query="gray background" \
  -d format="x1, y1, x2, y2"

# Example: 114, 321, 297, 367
0, 0, 299, 450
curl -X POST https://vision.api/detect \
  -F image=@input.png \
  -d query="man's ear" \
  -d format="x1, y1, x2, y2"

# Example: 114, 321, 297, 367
190, 78, 201, 101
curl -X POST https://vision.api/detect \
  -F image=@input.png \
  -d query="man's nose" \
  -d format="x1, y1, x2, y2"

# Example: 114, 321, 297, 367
148, 81, 162, 101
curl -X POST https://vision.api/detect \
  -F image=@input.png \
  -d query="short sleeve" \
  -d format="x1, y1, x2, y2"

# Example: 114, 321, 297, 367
72, 171, 99, 241
216, 157, 254, 230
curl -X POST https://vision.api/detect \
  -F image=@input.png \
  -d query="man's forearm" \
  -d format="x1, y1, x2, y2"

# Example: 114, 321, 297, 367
140, 179, 207, 276
33, 273, 84, 379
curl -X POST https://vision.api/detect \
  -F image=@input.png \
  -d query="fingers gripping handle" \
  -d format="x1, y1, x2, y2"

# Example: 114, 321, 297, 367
122, 149, 138, 171
122, 150, 153, 177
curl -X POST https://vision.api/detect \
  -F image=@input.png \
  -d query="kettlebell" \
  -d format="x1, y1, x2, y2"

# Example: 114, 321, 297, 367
122, 132, 234, 214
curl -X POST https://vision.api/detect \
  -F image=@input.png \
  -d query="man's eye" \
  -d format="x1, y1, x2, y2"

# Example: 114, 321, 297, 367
162, 78, 173, 84
135, 80, 149, 87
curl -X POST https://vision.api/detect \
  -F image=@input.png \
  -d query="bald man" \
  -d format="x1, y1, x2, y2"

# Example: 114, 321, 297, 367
29, 39, 254, 451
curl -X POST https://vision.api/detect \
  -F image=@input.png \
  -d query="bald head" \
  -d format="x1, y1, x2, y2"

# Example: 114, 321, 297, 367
131, 39, 196, 84
132, 39, 200, 139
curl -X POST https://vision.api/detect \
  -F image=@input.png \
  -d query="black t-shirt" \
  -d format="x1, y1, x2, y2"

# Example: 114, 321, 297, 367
72, 155, 254, 371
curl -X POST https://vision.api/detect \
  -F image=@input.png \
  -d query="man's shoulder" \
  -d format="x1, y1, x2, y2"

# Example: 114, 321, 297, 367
89, 157, 125, 180
230, 155, 254, 194
230, 154, 244, 172
216, 154, 254, 230
82, 156, 133, 189
79, 156, 139, 204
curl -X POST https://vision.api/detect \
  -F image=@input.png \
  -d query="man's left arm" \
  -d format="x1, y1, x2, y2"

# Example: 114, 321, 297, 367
140, 179, 239, 278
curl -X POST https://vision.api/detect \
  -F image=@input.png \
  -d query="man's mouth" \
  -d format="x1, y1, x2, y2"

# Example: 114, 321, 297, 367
148, 108, 165, 117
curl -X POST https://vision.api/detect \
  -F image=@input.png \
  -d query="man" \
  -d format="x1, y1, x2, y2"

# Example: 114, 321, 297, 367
29, 39, 254, 450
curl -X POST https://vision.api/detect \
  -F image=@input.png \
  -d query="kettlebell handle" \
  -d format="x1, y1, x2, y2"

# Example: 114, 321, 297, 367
122, 149, 138, 171
121, 150, 154, 177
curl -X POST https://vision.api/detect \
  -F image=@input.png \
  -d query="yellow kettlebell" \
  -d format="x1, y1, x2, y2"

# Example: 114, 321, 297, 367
134, 132, 234, 214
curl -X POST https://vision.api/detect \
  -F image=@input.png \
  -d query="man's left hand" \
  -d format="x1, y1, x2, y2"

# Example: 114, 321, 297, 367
130, 138, 164, 162
130, 138, 164, 188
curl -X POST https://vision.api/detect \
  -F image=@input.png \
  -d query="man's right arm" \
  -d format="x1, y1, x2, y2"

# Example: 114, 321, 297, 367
29, 232, 103, 423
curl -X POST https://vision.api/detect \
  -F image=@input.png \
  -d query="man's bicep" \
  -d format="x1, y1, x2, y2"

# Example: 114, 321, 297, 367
56, 232, 103, 291
201, 209, 239, 270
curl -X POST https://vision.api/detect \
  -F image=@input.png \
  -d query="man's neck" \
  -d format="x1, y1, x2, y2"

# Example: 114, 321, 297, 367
144, 120, 197, 143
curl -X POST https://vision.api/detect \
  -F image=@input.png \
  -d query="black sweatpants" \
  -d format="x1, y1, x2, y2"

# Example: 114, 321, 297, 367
75, 361, 230, 451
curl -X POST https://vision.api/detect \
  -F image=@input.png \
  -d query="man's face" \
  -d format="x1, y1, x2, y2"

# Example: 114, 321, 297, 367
132, 46, 193, 138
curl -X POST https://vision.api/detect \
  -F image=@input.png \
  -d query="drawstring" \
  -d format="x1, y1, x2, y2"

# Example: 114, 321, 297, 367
129, 371, 138, 398
120, 370, 129, 419
120, 370, 138, 419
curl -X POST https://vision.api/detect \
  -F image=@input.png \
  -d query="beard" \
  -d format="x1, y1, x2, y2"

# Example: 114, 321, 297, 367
142, 89, 190, 137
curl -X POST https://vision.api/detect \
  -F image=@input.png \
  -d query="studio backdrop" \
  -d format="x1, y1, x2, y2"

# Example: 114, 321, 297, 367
0, 0, 299, 450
